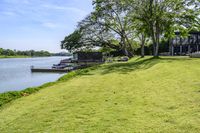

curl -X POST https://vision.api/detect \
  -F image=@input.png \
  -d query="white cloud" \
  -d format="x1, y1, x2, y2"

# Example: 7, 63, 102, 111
1, 11, 16, 16
0, 0, 93, 52
3, 0, 30, 4
42, 22, 58, 28
42, 4, 88, 17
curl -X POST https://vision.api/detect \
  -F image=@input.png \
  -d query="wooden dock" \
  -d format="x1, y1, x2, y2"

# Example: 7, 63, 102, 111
30, 65, 89, 73
31, 68, 72, 73
30, 62, 101, 73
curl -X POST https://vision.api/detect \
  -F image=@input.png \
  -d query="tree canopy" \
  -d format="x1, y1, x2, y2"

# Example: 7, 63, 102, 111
61, 0, 200, 57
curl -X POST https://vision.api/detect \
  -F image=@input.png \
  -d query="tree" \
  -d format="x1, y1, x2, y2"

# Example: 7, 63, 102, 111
130, 18, 151, 57
0, 48, 3, 55
61, 11, 132, 56
91, 0, 135, 57
61, 0, 199, 57
61, 30, 85, 53
127, 0, 200, 57
78, 14, 122, 51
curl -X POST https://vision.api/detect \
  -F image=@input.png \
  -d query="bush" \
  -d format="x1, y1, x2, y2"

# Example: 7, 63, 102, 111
190, 52, 200, 58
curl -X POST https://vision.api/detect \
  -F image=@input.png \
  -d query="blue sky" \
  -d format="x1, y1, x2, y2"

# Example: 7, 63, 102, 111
0, 0, 93, 52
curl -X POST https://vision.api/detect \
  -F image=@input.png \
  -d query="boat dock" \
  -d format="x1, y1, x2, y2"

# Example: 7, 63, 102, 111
31, 52, 104, 73
30, 65, 89, 73
31, 68, 72, 73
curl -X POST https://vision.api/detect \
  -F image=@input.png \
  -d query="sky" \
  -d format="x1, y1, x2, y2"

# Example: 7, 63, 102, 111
0, 0, 93, 53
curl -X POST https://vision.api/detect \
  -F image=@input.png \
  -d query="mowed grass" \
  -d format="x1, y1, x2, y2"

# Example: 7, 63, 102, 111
0, 57, 200, 133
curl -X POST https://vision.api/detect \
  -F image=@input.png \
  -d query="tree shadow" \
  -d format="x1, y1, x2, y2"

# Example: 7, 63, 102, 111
100, 56, 191, 75
101, 57, 158, 75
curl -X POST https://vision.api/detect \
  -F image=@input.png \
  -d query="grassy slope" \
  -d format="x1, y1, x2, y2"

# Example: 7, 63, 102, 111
0, 57, 200, 133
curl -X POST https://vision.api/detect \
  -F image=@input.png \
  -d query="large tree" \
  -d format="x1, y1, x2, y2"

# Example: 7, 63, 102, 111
61, 14, 121, 53
78, 14, 121, 51
61, 0, 200, 57
127, 0, 200, 57
91, 0, 136, 57
61, 0, 136, 57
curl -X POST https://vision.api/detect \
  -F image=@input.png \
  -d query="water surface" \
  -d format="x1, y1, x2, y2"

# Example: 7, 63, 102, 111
0, 57, 69, 93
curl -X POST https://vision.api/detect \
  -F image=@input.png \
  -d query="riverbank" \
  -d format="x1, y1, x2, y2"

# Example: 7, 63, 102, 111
0, 56, 67, 93
0, 57, 200, 132
0, 55, 30, 58
0, 68, 90, 107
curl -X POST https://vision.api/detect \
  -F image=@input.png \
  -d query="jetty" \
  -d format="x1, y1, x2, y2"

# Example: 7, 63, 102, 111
31, 67, 72, 73
31, 52, 104, 73
31, 65, 89, 73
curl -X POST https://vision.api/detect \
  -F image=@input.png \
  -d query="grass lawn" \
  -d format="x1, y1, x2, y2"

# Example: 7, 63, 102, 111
0, 57, 200, 132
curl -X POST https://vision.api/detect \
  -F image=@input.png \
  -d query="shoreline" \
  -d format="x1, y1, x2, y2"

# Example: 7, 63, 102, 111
0, 55, 30, 59
0, 55, 70, 59
0, 67, 91, 108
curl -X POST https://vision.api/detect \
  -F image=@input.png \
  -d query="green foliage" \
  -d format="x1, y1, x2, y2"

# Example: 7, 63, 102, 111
62, 0, 138, 57
0, 48, 51, 57
0, 48, 3, 55
127, 0, 200, 56
61, 30, 84, 53
61, 0, 200, 57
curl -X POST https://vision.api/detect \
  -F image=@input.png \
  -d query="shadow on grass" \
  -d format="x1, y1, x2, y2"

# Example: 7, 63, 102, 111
101, 57, 157, 74
101, 56, 191, 75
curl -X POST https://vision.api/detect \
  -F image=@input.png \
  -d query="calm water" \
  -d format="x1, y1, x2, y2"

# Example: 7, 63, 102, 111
0, 56, 69, 93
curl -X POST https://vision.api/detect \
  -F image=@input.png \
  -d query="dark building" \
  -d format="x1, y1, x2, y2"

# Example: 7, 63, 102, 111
73, 52, 103, 63
170, 31, 200, 55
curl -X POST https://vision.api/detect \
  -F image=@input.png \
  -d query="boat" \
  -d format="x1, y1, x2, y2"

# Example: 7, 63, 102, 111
52, 64, 71, 69
60, 58, 72, 63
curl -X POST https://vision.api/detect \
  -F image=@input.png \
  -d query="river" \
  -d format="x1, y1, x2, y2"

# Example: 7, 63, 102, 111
0, 56, 69, 93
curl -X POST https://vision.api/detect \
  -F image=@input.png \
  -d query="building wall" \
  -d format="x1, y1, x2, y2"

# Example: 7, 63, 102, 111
73, 52, 103, 62
170, 32, 200, 55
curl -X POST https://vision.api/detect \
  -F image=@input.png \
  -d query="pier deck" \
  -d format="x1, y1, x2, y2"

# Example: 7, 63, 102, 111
31, 68, 72, 73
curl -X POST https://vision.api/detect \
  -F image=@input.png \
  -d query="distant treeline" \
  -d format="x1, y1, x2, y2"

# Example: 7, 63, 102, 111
0, 48, 51, 57
52, 52, 72, 56
0, 48, 72, 57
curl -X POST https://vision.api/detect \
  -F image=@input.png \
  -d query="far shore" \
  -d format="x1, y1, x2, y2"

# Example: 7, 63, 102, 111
0, 55, 30, 59
0, 55, 71, 59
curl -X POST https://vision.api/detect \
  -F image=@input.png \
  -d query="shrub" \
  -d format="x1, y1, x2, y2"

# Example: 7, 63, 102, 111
190, 52, 200, 58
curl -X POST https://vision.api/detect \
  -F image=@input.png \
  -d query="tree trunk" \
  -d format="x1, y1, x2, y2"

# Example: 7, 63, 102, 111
152, 39, 159, 57
141, 34, 145, 58
123, 48, 129, 57
125, 35, 134, 57
121, 33, 133, 58
172, 44, 174, 56
141, 44, 145, 58
154, 24, 160, 57
154, 41, 159, 57
150, 23, 157, 57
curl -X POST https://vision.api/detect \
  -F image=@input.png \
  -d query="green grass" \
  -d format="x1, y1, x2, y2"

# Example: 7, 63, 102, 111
0, 68, 93, 107
0, 55, 30, 58
0, 56, 200, 132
